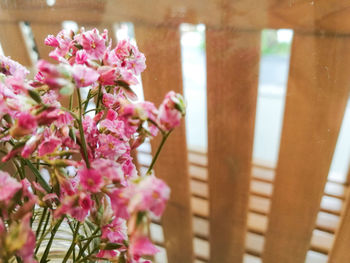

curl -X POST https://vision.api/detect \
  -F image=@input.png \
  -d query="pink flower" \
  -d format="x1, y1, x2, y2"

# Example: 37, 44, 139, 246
44, 35, 60, 47
16, 215, 37, 263
126, 53, 146, 75
72, 64, 99, 88
10, 112, 38, 137
78, 167, 104, 193
79, 28, 106, 60
108, 189, 130, 219
37, 136, 61, 156
75, 49, 88, 64
101, 217, 127, 243
95, 134, 128, 161
0, 171, 22, 201
157, 91, 186, 131
129, 236, 159, 259
91, 158, 125, 185
129, 176, 170, 217
114, 40, 131, 59
98, 66, 117, 85
0, 54, 29, 79
55, 192, 93, 221
21, 132, 43, 158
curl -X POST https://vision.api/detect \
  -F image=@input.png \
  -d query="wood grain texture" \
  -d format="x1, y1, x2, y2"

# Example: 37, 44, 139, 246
134, 24, 193, 263
328, 183, 350, 262
262, 33, 350, 263
0, 22, 31, 66
1, 0, 350, 34
206, 28, 260, 263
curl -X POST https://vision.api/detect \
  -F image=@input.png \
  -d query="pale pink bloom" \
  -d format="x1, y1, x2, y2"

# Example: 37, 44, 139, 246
122, 158, 137, 179
0, 54, 29, 79
41, 90, 61, 107
95, 134, 128, 161
119, 68, 139, 85
78, 167, 104, 193
129, 236, 159, 260
126, 52, 146, 75
21, 132, 43, 158
79, 28, 106, 60
16, 215, 37, 263
114, 40, 131, 59
157, 91, 185, 131
10, 112, 37, 138
108, 189, 130, 219
0, 170, 22, 201
37, 136, 61, 156
129, 176, 170, 217
102, 92, 120, 108
91, 158, 125, 185
96, 250, 118, 259
101, 217, 127, 243
44, 34, 60, 47
72, 64, 99, 88
75, 49, 88, 64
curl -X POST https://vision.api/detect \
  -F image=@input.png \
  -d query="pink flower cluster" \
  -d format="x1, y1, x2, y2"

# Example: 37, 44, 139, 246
0, 28, 186, 263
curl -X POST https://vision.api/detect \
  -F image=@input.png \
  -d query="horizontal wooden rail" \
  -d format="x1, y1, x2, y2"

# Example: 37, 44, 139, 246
1, 0, 350, 34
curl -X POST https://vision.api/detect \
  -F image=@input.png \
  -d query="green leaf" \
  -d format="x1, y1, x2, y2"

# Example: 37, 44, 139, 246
23, 159, 51, 192
104, 243, 123, 250
28, 89, 42, 104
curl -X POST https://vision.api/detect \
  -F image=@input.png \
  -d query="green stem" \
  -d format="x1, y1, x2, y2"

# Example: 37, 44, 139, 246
35, 210, 51, 255
35, 207, 48, 237
76, 227, 100, 260
76, 246, 99, 263
146, 131, 172, 175
69, 94, 73, 110
40, 218, 63, 263
83, 89, 92, 112
62, 222, 80, 263
77, 88, 90, 169
95, 85, 102, 113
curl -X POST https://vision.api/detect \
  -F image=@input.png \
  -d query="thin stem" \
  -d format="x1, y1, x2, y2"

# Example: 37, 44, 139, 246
35, 207, 47, 237
146, 130, 172, 175
76, 227, 100, 260
62, 222, 80, 263
77, 88, 90, 168
39, 218, 63, 263
83, 89, 92, 112
95, 85, 102, 113
76, 246, 99, 263
35, 210, 51, 255
69, 94, 73, 110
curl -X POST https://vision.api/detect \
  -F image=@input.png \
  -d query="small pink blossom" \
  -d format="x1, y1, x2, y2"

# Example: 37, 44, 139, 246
72, 64, 100, 88
75, 49, 88, 64
129, 236, 159, 260
0, 171, 22, 201
79, 28, 106, 60
101, 217, 127, 243
37, 136, 61, 156
78, 167, 104, 193
98, 66, 117, 85
44, 35, 60, 47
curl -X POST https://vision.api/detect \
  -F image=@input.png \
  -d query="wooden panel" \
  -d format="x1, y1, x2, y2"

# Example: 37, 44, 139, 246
2, 1, 350, 34
206, 28, 260, 263
262, 33, 350, 263
0, 22, 31, 66
329, 190, 350, 262
30, 23, 63, 63
134, 24, 193, 263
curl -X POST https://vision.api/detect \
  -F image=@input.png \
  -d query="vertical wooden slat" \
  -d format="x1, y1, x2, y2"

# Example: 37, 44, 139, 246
328, 185, 350, 262
206, 28, 260, 263
0, 22, 31, 66
134, 24, 193, 263
30, 23, 63, 62
263, 34, 350, 263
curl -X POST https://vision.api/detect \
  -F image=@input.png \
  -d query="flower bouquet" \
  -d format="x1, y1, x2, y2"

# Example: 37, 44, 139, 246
0, 27, 186, 262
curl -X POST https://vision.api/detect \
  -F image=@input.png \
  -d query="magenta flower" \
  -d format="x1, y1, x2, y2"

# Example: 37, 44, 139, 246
91, 158, 125, 185
78, 167, 104, 193
75, 49, 88, 64
0, 171, 22, 202
72, 64, 100, 88
10, 112, 37, 138
44, 34, 60, 47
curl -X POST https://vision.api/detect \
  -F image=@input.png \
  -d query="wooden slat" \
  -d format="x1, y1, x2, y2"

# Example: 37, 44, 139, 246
30, 23, 63, 63
0, 22, 31, 66
329, 190, 350, 262
206, 28, 260, 263
262, 33, 350, 263
2, 1, 350, 34
134, 24, 193, 263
